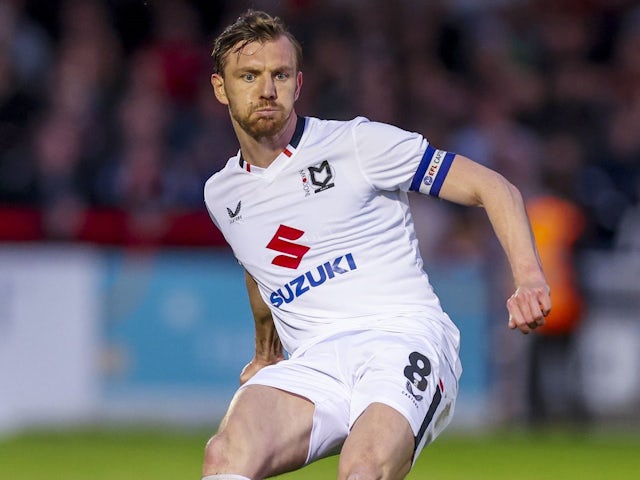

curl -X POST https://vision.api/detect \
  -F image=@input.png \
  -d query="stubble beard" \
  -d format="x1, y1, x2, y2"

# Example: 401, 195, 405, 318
231, 103, 289, 141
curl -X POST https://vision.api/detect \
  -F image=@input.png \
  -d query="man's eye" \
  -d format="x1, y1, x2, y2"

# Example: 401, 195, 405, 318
243, 73, 255, 81
275, 72, 289, 80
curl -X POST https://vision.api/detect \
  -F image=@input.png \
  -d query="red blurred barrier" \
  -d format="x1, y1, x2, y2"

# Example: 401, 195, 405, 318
0, 207, 227, 247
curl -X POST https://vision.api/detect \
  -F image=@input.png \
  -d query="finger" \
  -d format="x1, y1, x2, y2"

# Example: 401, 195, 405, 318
511, 286, 550, 330
508, 315, 531, 334
507, 296, 532, 334
523, 290, 546, 327
537, 287, 552, 317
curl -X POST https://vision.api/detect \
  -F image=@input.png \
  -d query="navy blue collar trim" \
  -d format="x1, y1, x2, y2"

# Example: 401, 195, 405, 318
239, 115, 306, 170
289, 115, 306, 149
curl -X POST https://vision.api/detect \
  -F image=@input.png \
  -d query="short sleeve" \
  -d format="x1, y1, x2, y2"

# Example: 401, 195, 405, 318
352, 118, 455, 197
352, 118, 427, 191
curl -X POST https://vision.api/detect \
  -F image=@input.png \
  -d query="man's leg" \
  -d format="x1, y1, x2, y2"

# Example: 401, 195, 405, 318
337, 403, 414, 480
202, 384, 315, 480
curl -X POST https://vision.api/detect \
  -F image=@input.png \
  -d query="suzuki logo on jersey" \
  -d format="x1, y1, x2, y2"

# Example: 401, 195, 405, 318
270, 253, 357, 307
266, 224, 310, 269
308, 160, 335, 193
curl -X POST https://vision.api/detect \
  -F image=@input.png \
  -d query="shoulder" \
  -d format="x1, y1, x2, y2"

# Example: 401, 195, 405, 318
304, 115, 369, 137
299, 116, 375, 152
304, 117, 422, 152
352, 118, 419, 142
204, 154, 240, 190
203, 154, 242, 210
305, 116, 415, 139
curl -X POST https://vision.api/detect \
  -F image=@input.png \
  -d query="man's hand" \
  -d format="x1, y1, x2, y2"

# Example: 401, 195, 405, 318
507, 283, 551, 334
239, 355, 285, 385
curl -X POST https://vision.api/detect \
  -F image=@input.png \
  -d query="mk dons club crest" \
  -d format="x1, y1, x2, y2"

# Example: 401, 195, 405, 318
301, 160, 335, 195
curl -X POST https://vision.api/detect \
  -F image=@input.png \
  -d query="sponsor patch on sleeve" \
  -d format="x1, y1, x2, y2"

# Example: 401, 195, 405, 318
410, 145, 455, 197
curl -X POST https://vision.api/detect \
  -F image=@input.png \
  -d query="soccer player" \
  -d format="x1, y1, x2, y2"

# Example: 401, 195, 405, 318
202, 10, 551, 480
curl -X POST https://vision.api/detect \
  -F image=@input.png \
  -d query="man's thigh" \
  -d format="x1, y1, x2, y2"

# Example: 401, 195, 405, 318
242, 350, 352, 463
215, 384, 315, 477
348, 332, 459, 464
339, 402, 415, 480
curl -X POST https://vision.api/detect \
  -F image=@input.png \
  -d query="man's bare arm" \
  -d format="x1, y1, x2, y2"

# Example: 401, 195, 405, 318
241, 270, 284, 384
438, 154, 551, 333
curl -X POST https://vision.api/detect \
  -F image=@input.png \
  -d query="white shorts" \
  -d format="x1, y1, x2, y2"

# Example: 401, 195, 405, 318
242, 328, 460, 465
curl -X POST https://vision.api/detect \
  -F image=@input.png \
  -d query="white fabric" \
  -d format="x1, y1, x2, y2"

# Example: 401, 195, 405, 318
204, 116, 460, 371
242, 329, 459, 465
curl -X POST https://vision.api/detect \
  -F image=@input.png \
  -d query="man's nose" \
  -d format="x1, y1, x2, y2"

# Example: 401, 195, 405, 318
260, 76, 277, 99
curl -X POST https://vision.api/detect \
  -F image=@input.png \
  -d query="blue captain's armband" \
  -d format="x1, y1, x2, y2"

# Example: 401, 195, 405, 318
409, 145, 455, 197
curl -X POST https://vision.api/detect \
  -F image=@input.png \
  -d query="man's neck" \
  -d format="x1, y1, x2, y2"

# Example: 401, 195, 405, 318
236, 113, 299, 169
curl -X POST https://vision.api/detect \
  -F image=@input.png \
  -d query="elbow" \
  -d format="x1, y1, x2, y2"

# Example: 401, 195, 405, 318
477, 172, 523, 209
503, 176, 524, 205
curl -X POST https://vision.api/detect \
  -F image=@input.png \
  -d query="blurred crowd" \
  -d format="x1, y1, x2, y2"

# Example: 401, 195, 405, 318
0, 0, 639, 249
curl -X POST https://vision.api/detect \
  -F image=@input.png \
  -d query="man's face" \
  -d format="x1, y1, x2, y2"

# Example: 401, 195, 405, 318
211, 36, 302, 140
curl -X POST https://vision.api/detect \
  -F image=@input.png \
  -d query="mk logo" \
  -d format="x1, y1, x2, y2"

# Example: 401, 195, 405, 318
266, 224, 310, 269
308, 160, 335, 193
227, 201, 241, 218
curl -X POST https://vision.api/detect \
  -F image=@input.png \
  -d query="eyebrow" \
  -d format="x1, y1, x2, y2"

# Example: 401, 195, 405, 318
235, 65, 295, 75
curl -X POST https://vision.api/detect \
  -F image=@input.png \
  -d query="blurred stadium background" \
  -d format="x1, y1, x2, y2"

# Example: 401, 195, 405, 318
1, 0, 639, 477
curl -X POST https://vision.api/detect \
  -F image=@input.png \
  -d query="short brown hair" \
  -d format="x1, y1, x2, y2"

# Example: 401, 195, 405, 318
211, 10, 302, 76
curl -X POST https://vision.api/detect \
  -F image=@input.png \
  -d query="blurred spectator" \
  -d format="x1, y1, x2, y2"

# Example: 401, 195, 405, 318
606, 9, 640, 206
0, 0, 636, 250
162, 82, 238, 208
520, 130, 589, 426
615, 176, 640, 251
0, 0, 638, 433
0, 0, 51, 203
526, 189, 587, 426
0, 0, 52, 91
30, 110, 89, 239
148, 0, 207, 107
95, 73, 169, 210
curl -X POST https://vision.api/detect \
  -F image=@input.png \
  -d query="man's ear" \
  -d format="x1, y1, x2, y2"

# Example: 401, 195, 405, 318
294, 71, 303, 101
211, 74, 228, 105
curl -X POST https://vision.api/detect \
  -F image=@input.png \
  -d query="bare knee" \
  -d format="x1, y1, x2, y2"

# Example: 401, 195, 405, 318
203, 431, 254, 476
203, 432, 233, 473
340, 462, 381, 480
339, 463, 412, 480
338, 454, 411, 480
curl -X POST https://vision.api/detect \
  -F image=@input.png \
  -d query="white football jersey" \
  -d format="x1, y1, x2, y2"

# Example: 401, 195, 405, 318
204, 116, 460, 366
